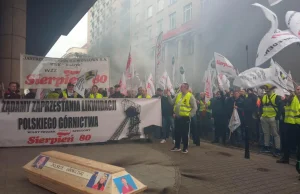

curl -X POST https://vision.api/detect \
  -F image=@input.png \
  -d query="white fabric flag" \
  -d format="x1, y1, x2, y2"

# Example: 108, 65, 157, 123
218, 73, 230, 91
214, 52, 237, 78
159, 71, 168, 88
228, 109, 241, 133
269, 0, 282, 6
270, 59, 288, 89
286, 11, 300, 39
287, 71, 294, 91
253, 3, 279, 66
74, 70, 98, 97
146, 74, 155, 97
119, 73, 127, 96
204, 68, 213, 103
166, 75, 175, 95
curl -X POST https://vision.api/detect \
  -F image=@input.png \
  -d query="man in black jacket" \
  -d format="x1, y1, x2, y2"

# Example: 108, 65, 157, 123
110, 84, 126, 98
211, 90, 227, 144
153, 88, 174, 143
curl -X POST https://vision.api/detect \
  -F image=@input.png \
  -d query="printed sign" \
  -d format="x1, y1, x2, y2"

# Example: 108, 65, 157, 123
0, 99, 161, 147
32, 155, 49, 169
113, 174, 137, 194
20, 54, 110, 89
45, 161, 93, 179
86, 172, 110, 191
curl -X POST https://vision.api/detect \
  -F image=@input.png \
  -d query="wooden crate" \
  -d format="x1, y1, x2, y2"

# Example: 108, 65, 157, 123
23, 151, 147, 194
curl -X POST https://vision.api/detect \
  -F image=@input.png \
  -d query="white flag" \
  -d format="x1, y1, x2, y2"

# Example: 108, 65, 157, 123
74, 70, 98, 97
218, 73, 230, 91
287, 71, 294, 91
229, 109, 241, 133
146, 74, 155, 97
269, 0, 282, 6
159, 71, 168, 88
214, 52, 237, 78
253, 3, 279, 66
204, 68, 213, 103
166, 75, 175, 95
119, 73, 127, 96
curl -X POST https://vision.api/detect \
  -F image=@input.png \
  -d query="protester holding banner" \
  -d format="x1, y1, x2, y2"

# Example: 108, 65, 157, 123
89, 85, 103, 99
59, 83, 83, 99
260, 85, 283, 156
47, 89, 61, 99
24, 89, 37, 99
4, 82, 21, 99
137, 88, 151, 99
110, 85, 126, 98
168, 83, 197, 154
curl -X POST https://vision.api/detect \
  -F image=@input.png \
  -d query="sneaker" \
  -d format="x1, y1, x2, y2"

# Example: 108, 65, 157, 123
260, 146, 271, 153
182, 149, 188, 154
170, 147, 181, 152
272, 149, 281, 157
160, 139, 166, 144
276, 157, 289, 164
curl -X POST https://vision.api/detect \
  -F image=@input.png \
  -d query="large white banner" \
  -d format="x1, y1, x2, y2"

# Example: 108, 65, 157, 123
0, 99, 161, 147
20, 54, 110, 89
214, 52, 237, 78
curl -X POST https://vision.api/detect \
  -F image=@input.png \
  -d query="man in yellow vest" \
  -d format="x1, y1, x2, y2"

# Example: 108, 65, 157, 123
137, 88, 151, 99
260, 85, 283, 155
89, 85, 103, 99
59, 83, 83, 99
277, 86, 300, 166
167, 83, 197, 154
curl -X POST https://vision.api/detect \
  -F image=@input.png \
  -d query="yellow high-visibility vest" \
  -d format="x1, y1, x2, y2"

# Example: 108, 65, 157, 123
47, 92, 59, 99
89, 93, 103, 99
262, 93, 277, 118
62, 90, 78, 98
138, 95, 151, 99
199, 100, 211, 113
174, 92, 192, 117
285, 96, 300, 124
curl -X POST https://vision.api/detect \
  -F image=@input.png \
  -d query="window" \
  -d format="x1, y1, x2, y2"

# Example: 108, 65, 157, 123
135, 13, 140, 23
157, 19, 163, 35
147, 6, 153, 18
183, 3, 192, 23
147, 26, 152, 39
158, 0, 164, 11
169, 12, 176, 30
169, 0, 177, 5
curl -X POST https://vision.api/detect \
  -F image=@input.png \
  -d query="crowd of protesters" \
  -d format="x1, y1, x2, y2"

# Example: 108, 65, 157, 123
2, 81, 300, 177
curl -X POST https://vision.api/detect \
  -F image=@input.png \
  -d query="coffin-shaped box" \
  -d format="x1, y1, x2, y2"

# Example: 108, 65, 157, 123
23, 151, 147, 194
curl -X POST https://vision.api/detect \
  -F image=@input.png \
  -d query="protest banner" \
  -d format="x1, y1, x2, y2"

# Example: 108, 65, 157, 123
0, 98, 161, 147
20, 54, 110, 90
214, 52, 237, 78
286, 11, 300, 39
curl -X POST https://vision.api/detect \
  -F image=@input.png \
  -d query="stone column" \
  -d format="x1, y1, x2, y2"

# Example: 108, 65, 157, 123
176, 37, 183, 85
193, 33, 200, 85
0, 0, 27, 87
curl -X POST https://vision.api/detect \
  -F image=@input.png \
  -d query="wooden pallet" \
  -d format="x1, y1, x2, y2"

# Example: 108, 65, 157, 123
23, 151, 147, 194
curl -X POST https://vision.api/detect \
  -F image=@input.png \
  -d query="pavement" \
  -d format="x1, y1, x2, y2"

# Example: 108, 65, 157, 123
1, 141, 300, 194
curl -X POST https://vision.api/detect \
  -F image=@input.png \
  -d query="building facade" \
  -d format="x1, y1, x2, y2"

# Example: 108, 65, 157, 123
130, 0, 202, 88
87, 0, 131, 84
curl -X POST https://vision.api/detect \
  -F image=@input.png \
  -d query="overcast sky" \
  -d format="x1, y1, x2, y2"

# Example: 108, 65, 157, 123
46, 13, 88, 58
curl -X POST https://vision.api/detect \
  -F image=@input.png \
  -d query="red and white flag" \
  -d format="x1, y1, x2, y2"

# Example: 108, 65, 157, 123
119, 73, 127, 96
125, 49, 132, 79
146, 74, 155, 97
204, 69, 213, 103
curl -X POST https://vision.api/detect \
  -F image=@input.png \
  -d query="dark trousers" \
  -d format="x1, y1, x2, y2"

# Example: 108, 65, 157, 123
214, 116, 227, 143
283, 124, 300, 160
174, 116, 190, 150
162, 116, 174, 140
190, 116, 200, 145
